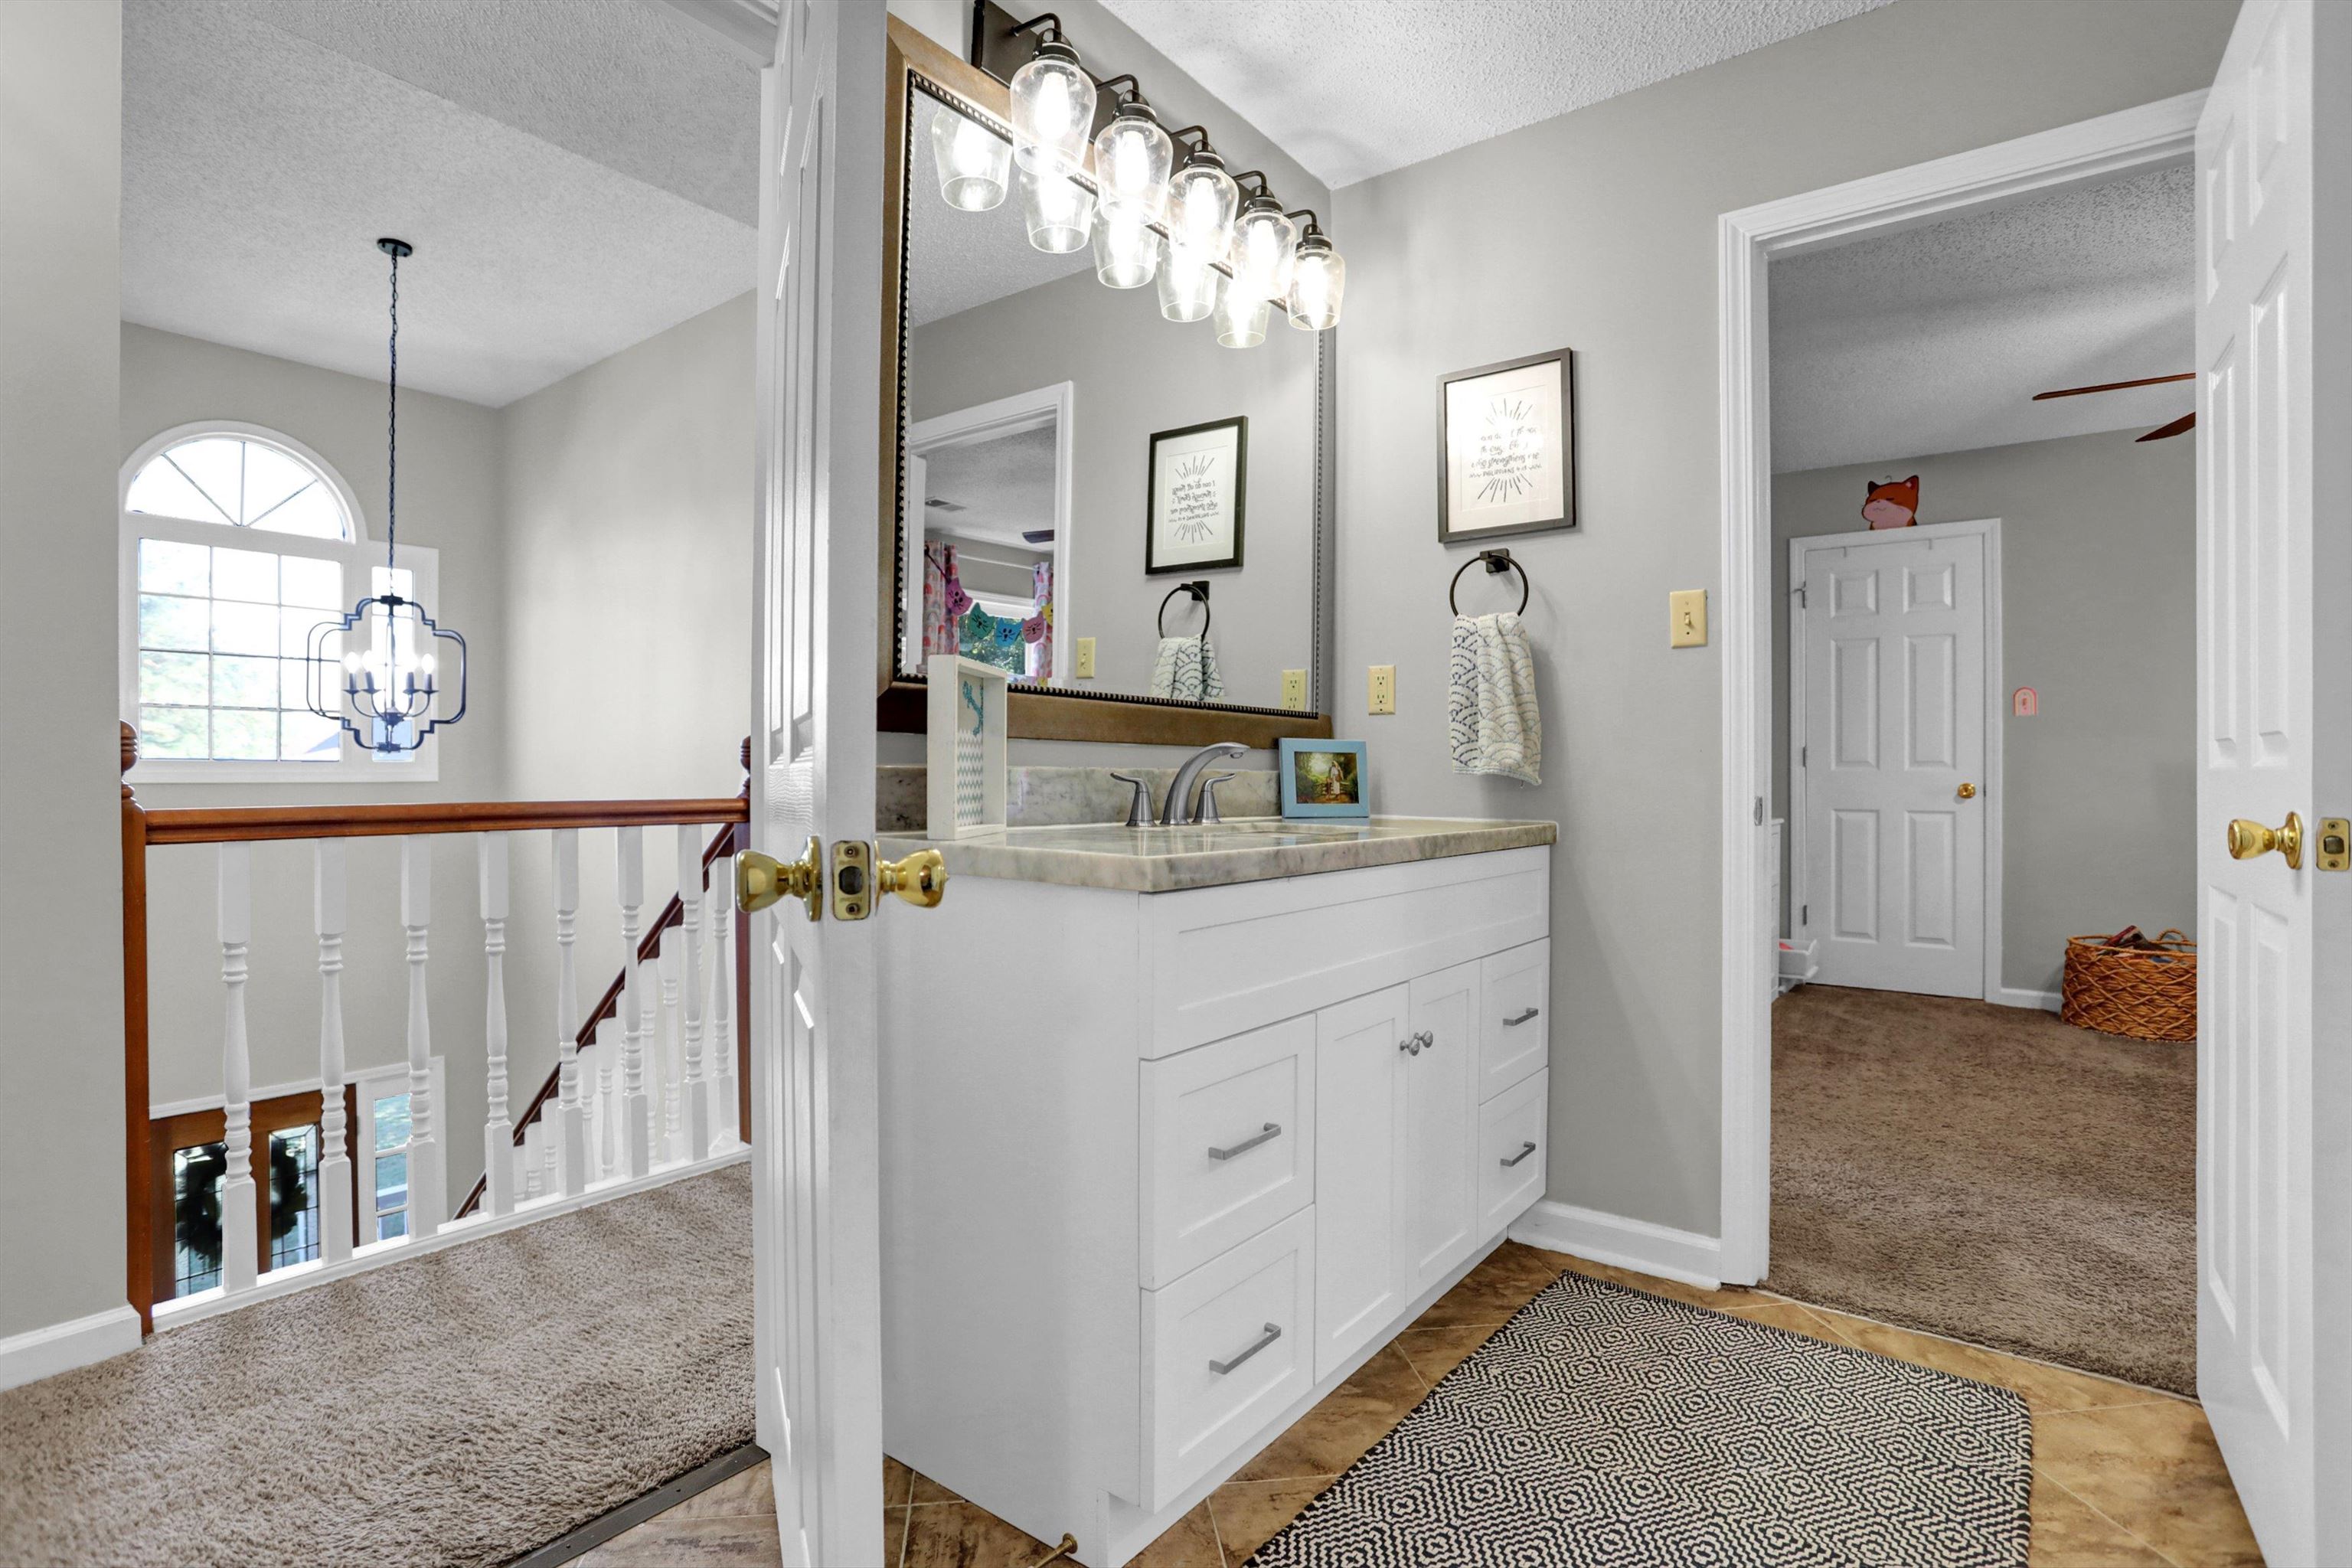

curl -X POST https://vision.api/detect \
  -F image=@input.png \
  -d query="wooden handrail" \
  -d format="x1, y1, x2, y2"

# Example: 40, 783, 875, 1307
145, 797, 749, 847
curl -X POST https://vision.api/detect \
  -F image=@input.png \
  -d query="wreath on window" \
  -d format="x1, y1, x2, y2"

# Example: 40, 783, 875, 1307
174, 1136, 312, 1272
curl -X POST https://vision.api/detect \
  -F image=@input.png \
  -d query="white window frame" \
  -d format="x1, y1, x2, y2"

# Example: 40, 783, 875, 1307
119, 421, 444, 784
354, 1058, 445, 1246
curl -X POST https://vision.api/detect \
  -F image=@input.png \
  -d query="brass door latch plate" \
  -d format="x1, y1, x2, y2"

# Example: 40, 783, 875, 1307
831, 841, 950, 920
2319, 818, 2350, 872
831, 839, 871, 920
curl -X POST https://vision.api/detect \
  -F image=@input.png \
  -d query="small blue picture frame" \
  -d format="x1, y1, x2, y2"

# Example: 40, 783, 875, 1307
1279, 738, 1371, 819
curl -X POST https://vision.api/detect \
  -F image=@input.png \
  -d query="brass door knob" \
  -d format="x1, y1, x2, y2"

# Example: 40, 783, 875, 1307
1957, 782, 1978, 799
738, 836, 824, 920
876, 848, 949, 909
2226, 812, 2303, 871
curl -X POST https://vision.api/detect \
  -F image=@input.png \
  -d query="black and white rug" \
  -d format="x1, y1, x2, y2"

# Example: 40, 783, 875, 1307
1250, 1272, 2031, 1567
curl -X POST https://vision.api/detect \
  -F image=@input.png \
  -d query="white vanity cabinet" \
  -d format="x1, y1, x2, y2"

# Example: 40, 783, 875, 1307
878, 839, 1552, 1567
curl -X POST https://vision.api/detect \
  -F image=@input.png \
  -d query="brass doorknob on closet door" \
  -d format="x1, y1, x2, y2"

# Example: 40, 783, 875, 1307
1956, 782, 1978, 799
876, 848, 949, 908
2227, 812, 2304, 871
738, 837, 824, 920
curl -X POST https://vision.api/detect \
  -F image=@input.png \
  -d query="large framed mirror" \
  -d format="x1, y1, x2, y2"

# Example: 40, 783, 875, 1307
879, 21, 1334, 746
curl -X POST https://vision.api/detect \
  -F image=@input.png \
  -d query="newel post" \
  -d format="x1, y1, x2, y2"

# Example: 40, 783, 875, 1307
120, 724, 154, 1333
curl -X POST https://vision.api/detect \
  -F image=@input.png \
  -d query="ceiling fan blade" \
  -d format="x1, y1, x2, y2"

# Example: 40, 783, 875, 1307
2032, 371, 2195, 401
2138, 411, 2197, 443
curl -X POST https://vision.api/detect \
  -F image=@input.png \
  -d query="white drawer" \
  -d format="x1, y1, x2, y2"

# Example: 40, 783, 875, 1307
1140, 1015, 1316, 1289
1478, 1068, 1548, 1239
1478, 939, 1550, 1100
1141, 1208, 1315, 1511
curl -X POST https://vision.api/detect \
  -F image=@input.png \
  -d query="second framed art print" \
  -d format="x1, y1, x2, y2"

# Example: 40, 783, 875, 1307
1438, 348, 1576, 544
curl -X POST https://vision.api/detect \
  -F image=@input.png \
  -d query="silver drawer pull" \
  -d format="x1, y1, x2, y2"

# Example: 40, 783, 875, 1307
1500, 1139, 1538, 1168
1209, 1321, 1282, 1376
1504, 1007, 1540, 1027
1208, 1122, 1282, 1161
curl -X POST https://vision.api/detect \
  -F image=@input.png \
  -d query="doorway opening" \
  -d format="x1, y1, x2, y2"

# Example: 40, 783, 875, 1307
1717, 94, 2204, 1393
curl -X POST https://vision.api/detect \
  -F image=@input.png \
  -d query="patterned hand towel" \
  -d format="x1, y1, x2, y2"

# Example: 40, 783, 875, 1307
1449, 612, 1540, 784
1150, 636, 1224, 701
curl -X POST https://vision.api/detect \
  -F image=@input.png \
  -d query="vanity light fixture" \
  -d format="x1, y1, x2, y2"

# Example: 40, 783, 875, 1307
1006, 15, 1095, 175
1212, 271, 1271, 349
1019, 162, 1095, 253
1093, 205, 1159, 287
929, 103, 1011, 210
1165, 132, 1241, 269
1286, 214, 1346, 331
1156, 233, 1220, 322
1229, 185, 1298, 304
1092, 85, 1171, 219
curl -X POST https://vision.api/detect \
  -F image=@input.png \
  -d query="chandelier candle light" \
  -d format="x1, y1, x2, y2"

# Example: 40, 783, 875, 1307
939, 13, 1348, 338
305, 237, 467, 756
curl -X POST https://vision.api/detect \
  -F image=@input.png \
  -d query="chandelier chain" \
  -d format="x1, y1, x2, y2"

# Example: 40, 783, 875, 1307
385, 245, 399, 574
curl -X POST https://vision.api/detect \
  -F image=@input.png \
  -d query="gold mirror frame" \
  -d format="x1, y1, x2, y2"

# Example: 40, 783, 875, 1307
878, 18, 1334, 748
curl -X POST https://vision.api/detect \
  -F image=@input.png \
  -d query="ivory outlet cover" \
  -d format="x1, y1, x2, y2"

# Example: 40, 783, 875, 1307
1073, 637, 1096, 678
1369, 665, 1396, 714
1281, 669, 1308, 710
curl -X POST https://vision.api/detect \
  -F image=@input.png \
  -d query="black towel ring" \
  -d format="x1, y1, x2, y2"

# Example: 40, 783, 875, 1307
1158, 580, 1211, 638
1449, 549, 1530, 616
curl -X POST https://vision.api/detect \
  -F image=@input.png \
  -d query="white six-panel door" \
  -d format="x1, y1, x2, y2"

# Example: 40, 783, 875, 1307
2191, 1, 2338, 1558
1793, 520, 1994, 998
750, 2, 887, 1563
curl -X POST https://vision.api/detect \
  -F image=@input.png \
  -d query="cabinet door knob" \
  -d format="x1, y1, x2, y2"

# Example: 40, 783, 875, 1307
1396, 1029, 1432, 1056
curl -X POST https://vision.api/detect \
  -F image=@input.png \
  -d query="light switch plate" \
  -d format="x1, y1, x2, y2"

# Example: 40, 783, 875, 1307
1073, 637, 1096, 678
1281, 669, 1308, 710
1368, 665, 1396, 714
1670, 590, 1708, 648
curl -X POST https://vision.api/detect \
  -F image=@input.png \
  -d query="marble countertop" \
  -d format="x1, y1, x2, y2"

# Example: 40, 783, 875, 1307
876, 815, 1557, 893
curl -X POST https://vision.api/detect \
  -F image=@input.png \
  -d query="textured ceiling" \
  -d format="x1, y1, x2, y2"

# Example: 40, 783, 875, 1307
1097, 0, 1896, 188
122, 0, 759, 407
906, 99, 1093, 328
1769, 162, 2194, 472
922, 425, 1058, 550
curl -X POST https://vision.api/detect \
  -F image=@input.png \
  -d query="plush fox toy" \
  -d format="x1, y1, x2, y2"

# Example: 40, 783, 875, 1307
1862, 475, 1920, 530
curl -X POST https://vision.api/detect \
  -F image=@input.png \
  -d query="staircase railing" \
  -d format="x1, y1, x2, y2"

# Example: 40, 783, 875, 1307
120, 724, 751, 1333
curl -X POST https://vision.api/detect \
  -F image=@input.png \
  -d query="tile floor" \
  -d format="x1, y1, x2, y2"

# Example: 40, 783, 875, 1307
576, 1241, 2263, 1567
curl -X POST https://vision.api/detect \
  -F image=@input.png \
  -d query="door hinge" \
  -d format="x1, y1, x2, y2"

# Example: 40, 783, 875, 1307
1753, 796, 1763, 826
1801, 903, 1809, 926
1801, 745, 1808, 769
1795, 583, 1808, 610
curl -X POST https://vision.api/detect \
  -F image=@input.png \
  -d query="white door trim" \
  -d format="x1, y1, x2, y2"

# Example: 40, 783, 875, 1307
1714, 89, 2203, 1286
1786, 518, 2004, 1004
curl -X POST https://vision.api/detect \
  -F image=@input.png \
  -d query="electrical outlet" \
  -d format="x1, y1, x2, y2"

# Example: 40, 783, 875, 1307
1669, 590, 1708, 648
1368, 665, 1396, 714
1073, 637, 1096, 678
1281, 669, 1308, 710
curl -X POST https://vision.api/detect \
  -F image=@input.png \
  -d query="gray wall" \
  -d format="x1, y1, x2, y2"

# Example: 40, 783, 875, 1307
910, 266, 1316, 707
1327, 0, 2235, 1237
1771, 430, 2196, 995
120, 325, 508, 1208
0, 0, 128, 1343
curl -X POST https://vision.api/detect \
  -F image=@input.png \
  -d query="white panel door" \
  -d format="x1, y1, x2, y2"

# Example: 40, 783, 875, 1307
1312, 985, 1410, 1382
750, 2, 888, 1563
1404, 962, 1480, 1291
2192, 2, 2343, 1558
1795, 520, 1991, 998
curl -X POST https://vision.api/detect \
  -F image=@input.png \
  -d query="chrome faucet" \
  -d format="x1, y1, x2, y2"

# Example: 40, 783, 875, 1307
1161, 741, 1249, 826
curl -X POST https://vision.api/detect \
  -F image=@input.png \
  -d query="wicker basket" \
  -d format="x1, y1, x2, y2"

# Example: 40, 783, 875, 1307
2060, 929, 2197, 1040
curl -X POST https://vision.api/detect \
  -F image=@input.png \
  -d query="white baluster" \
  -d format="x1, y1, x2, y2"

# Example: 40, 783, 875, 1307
616, 828, 652, 1177
521, 1119, 546, 1200
596, 1022, 619, 1178
314, 841, 354, 1266
401, 838, 443, 1238
658, 945, 682, 1164
677, 826, 712, 1161
552, 828, 587, 1196
219, 844, 258, 1294
709, 833, 738, 1148
479, 832, 514, 1217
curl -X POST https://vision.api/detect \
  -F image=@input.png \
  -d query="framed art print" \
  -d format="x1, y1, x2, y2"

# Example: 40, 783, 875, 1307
1145, 415, 1247, 573
925, 654, 1008, 838
1279, 737, 1371, 820
1438, 348, 1576, 544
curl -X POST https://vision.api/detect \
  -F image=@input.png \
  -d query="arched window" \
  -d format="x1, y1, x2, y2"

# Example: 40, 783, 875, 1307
121, 423, 440, 780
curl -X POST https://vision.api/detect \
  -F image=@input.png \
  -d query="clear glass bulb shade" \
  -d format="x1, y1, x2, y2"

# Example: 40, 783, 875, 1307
1213, 272, 1270, 348
1093, 110, 1171, 219
1093, 207, 1159, 288
1230, 205, 1297, 302
1287, 240, 1345, 330
1009, 47, 1095, 175
1166, 158, 1239, 266
1157, 238, 1219, 322
929, 104, 1010, 211
1019, 165, 1096, 254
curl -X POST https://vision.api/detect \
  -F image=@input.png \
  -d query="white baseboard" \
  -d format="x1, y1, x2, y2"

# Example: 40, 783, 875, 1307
0, 1303, 142, 1392
1994, 987, 2062, 1012
1508, 1200, 1723, 1291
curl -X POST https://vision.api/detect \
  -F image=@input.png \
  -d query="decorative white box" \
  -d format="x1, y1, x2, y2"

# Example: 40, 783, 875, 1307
926, 654, 1008, 838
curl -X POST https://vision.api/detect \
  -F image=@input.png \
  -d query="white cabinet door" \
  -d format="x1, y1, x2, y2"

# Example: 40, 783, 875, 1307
1405, 962, 1480, 1292
1312, 985, 1409, 1383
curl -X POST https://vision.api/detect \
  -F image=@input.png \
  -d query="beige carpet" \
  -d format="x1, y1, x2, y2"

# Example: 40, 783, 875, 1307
0, 1162, 753, 1568
1769, 985, 2195, 1394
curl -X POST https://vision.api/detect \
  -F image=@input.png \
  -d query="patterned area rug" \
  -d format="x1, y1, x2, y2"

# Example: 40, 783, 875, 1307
1250, 1272, 2032, 1567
